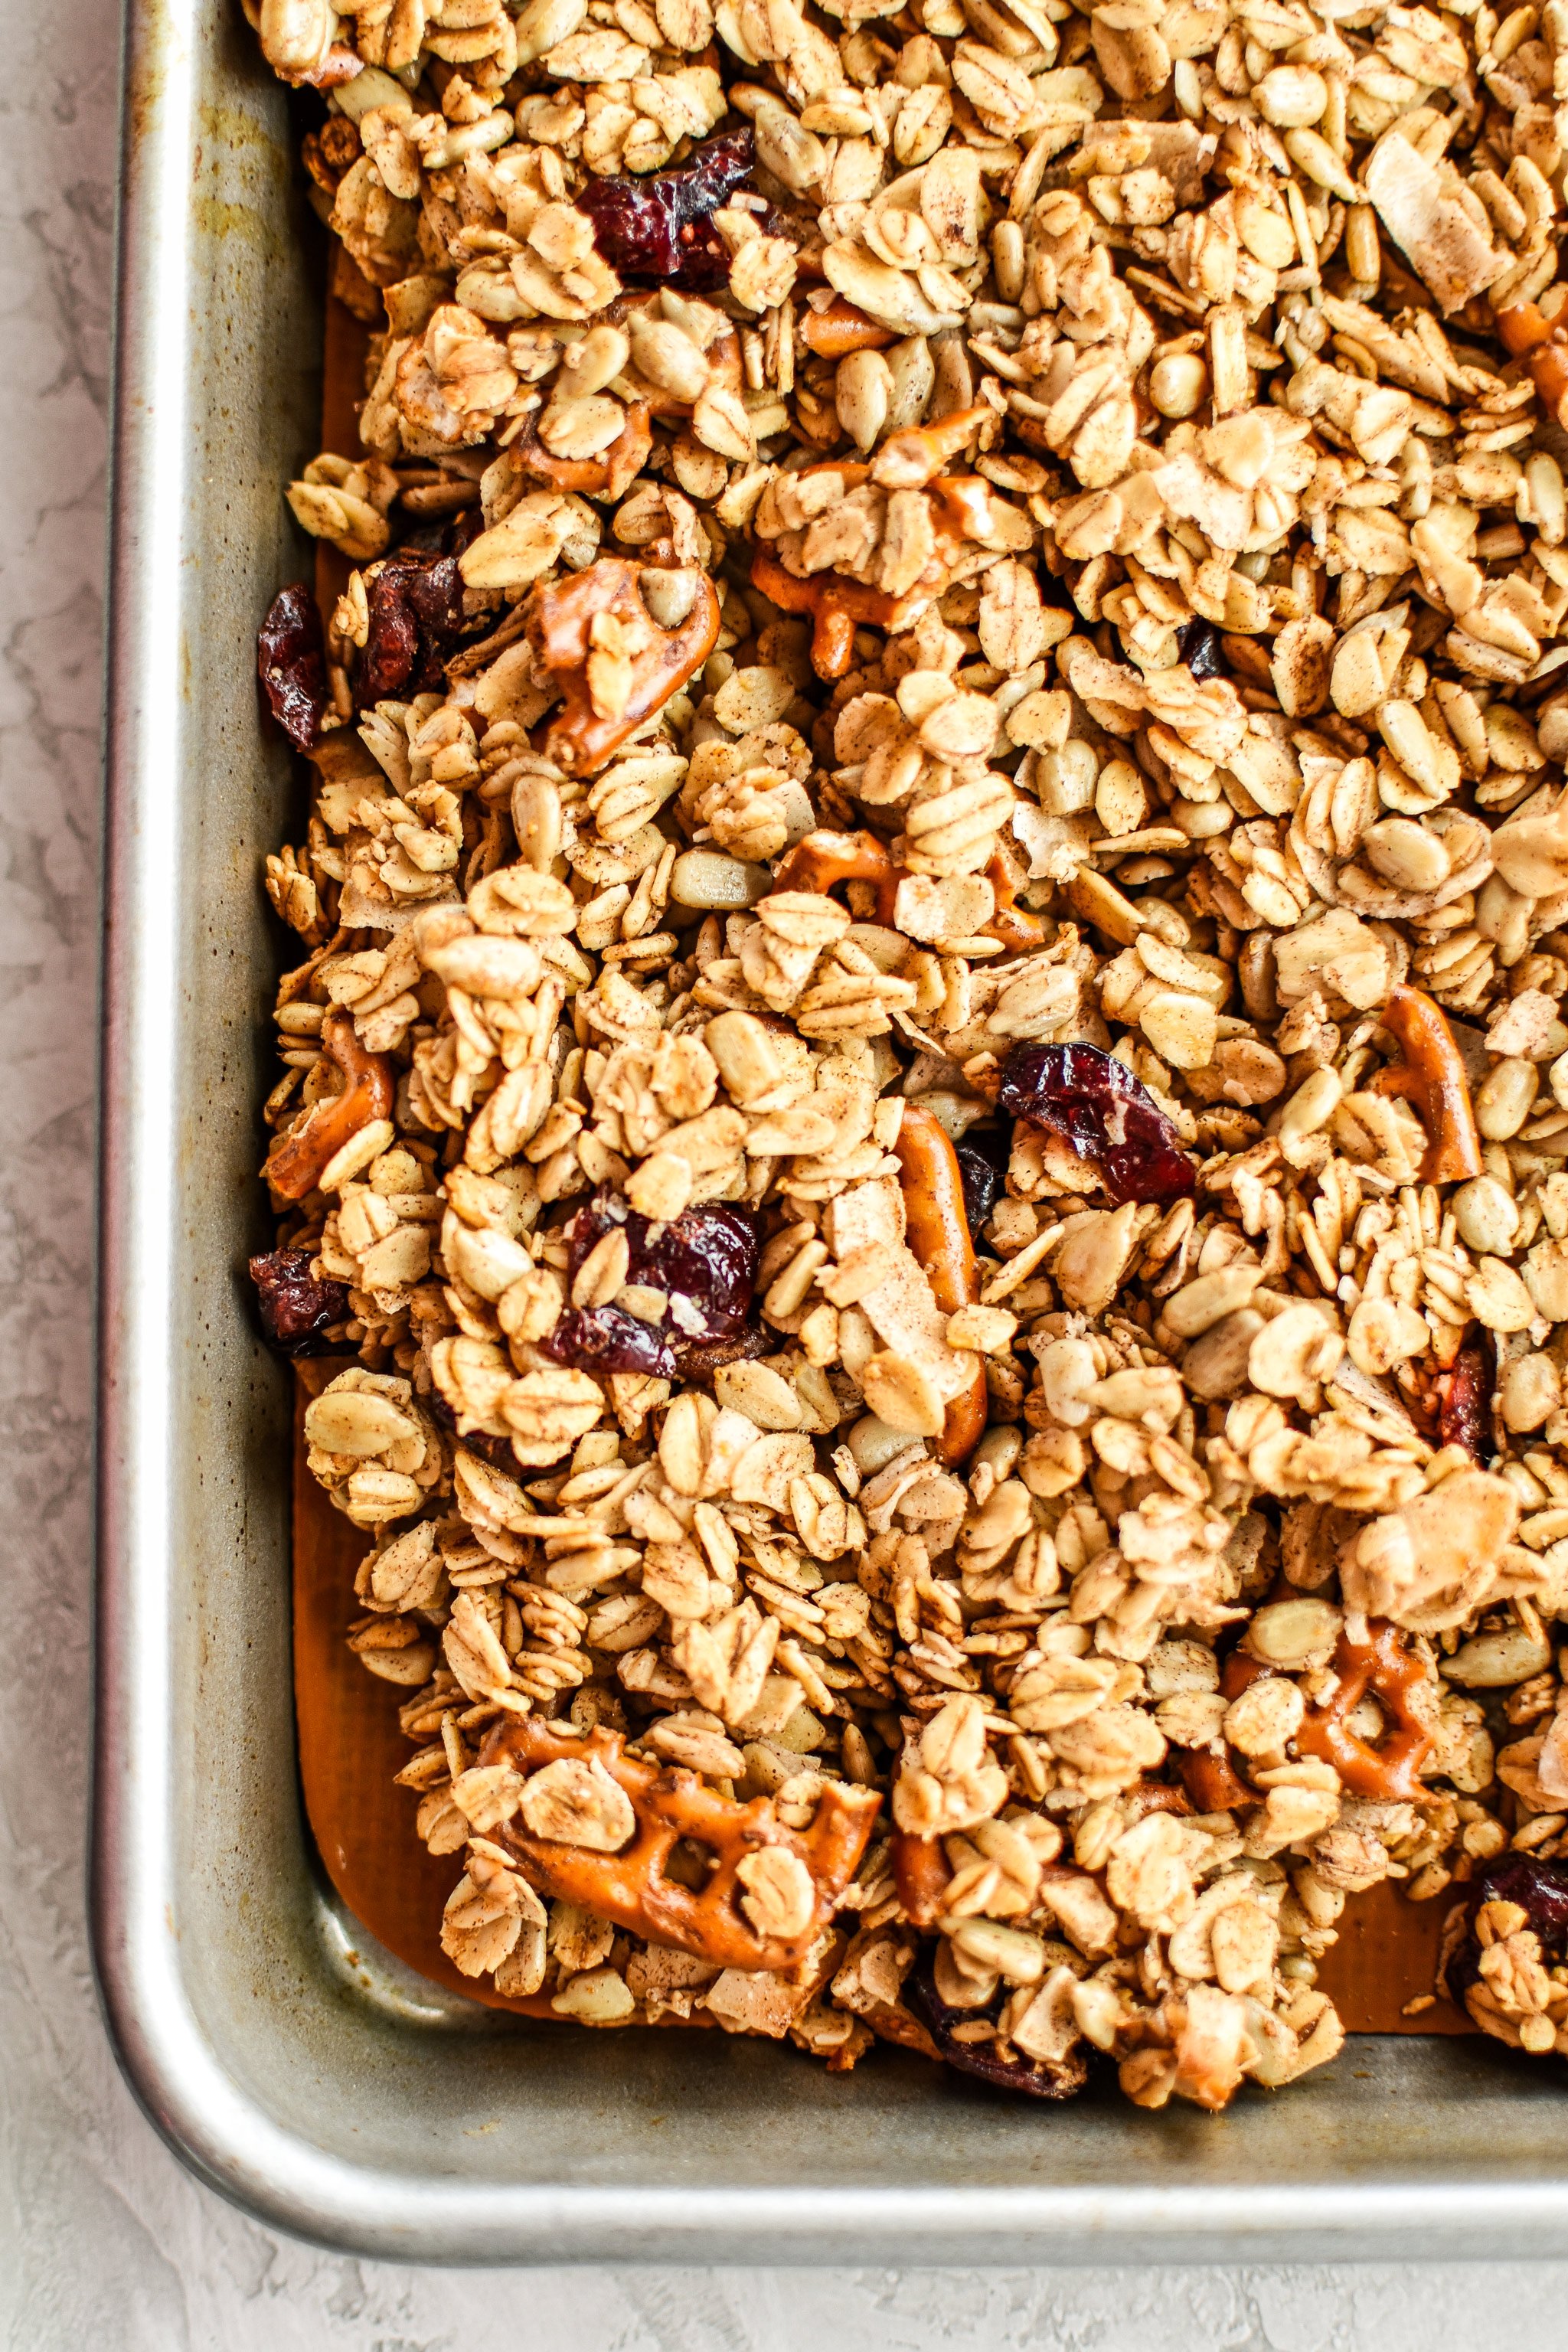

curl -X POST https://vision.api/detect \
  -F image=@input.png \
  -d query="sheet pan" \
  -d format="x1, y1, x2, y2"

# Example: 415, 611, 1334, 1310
93, 0, 1568, 2259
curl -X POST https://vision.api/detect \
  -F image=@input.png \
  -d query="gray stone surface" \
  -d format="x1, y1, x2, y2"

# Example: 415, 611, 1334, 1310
5, 0, 1568, 2338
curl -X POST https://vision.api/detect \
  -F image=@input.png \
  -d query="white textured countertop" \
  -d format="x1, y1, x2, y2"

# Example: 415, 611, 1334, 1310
9, 0, 1568, 2336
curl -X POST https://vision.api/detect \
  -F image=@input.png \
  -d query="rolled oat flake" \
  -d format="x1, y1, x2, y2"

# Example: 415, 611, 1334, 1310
247, 0, 1568, 2107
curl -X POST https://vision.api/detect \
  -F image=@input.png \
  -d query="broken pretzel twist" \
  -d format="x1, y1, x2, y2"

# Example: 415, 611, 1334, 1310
893, 1104, 989, 1468
263, 1007, 394, 1202
771, 827, 1040, 955
1295, 1618, 1433, 1802
1370, 983, 1483, 1186
480, 1718, 882, 1972
527, 554, 720, 777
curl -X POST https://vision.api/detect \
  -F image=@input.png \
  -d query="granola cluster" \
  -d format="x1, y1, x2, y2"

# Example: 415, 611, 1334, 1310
249, 0, 1568, 2106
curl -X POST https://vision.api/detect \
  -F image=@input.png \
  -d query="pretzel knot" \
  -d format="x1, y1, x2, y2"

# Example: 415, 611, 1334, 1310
1295, 1618, 1433, 1801
527, 555, 720, 777
479, 1719, 882, 1971
263, 1008, 393, 1200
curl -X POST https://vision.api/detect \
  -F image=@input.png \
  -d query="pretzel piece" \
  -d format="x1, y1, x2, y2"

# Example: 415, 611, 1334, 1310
984, 850, 1044, 951
1204, 1645, 1285, 1792
1498, 299, 1568, 428
893, 1103, 989, 1466
788, 466, 990, 550
1122, 1779, 1194, 1821
1295, 1617, 1432, 1800
1370, 983, 1483, 1184
770, 825, 898, 910
871, 406, 991, 489
799, 296, 897, 358
617, 309, 746, 423
769, 828, 1042, 959
1180, 1748, 1253, 1811
749, 550, 912, 679
890, 1830, 952, 1926
480, 1719, 882, 1971
748, 464, 998, 678
263, 1008, 394, 1201
528, 555, 720, 776
517, 400, 652, 501
926, 474, 996, 553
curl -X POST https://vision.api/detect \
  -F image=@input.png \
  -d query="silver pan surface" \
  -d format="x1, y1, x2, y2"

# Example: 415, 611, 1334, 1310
93, 0, 1568, 2259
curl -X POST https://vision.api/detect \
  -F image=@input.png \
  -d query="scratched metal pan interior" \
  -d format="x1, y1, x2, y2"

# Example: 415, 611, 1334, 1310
93, 0, 1568, 2267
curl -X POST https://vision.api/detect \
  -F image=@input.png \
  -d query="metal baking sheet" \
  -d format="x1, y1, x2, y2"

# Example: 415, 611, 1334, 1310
93, 0, 1568, 2262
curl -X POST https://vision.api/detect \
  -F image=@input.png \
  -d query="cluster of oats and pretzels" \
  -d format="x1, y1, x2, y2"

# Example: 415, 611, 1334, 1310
247, 0, 1568, 2106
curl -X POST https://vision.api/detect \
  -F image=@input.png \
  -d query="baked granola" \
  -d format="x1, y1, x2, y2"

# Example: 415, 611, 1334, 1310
245, 0, 1568, 2105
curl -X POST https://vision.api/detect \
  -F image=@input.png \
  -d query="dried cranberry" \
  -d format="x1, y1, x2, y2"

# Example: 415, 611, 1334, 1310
954, 1138, 1005, 1240
248, 1248, 350, 1353
1446, 1854, 1568, 2014
996, 1042, 1196, 1206
426, 1392, 564, 1481
903, 1946, 1089, 2102
673, 1322, 773, 1380
358, 547, 466, 705
577, 129, 756, 292
541, 1308, 772, 1380
1499, 1854, 1568, 1949
257, 584, 327, 751
1178, 618, 1226, 681
539, 1186, 760, 1379
1439, 1338, 1494, 1465
544, 1302, 678, 1380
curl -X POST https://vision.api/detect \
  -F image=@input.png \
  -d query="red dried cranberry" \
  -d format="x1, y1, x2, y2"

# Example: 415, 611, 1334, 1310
996, 1042, 1196, 1206
1446, 1854, 1568, 2014
544, 1301, 680, 1380
257, 585, 327, 751
249, 1248, 350, 1353
954, 1136, 1005, 1240
426, 1392, 565, 1480
358, 547, 466, 705
671, 1322, 773, 1380
1438, 1338, 1493, 1465
903, 1946, 1089, 2101
1178, 618, 1226, 681
577, 128, 755, 292
464, 1426, 544, 1478
539, 1186, 760, 1379
544, 1308, 772, 1380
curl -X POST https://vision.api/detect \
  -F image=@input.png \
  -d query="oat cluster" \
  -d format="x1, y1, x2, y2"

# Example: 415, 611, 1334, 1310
248, 0, 1568, 2108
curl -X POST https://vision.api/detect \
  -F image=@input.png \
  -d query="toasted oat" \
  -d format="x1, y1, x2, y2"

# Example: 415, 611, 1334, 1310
252, 0, 1568, 2106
